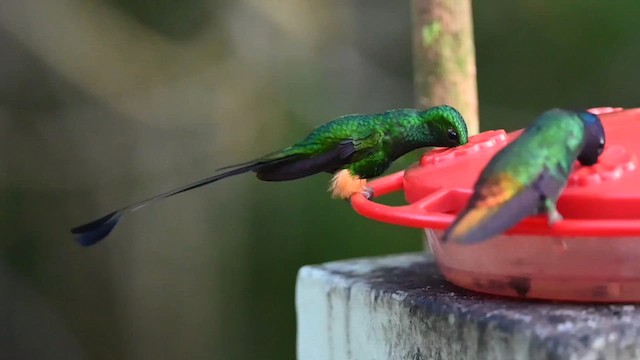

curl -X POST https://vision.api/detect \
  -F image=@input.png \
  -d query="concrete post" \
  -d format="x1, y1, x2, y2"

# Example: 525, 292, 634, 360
296, 253, 640, 360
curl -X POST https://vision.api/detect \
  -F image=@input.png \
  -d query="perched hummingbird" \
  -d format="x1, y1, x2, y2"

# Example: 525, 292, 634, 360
443, 108, 605, 245
72, 105, 469, 246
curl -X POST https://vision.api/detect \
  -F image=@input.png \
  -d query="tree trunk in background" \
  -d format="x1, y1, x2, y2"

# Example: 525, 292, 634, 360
411, 0, 479, 135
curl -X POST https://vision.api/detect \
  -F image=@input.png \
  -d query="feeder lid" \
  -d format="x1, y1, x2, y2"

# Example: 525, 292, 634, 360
351, 107, 640, 237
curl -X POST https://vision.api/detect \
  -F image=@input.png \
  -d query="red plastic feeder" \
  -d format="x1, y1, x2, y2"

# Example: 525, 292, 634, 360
351, 107, 640, 302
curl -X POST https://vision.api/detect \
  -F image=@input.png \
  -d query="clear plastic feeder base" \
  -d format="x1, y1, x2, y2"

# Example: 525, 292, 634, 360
425, 229, 640, 302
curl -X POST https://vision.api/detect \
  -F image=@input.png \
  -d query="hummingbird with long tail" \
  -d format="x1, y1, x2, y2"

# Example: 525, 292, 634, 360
443, 108, 605, 245
72, 105, 469, 246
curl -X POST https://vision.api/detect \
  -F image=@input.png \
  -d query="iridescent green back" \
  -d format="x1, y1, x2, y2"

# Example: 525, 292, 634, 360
478, 109, 586, 186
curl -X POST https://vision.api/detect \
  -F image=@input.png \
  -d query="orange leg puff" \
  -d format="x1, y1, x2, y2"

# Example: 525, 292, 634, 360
329, 169, 374, 200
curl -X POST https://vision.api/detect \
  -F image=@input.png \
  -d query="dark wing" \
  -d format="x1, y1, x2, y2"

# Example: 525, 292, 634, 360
256, 132, 383, 181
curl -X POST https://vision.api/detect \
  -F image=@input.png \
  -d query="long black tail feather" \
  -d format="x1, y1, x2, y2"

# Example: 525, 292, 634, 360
71, 162, 263, 246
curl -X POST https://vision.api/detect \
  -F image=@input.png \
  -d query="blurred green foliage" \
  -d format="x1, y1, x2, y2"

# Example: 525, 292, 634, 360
0, 0, 639, 359
107, 0, 211, 40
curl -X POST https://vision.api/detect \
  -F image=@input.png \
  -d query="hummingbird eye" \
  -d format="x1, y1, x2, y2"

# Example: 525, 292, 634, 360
447, 128, 459, 142
597, 137, 605, 154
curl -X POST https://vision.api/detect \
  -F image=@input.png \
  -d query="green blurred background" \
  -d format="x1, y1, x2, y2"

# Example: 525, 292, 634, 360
1, 0, 639, 359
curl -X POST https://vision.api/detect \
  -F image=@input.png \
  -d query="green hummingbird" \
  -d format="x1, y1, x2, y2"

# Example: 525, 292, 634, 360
72, 105, 469, 246
443, 108, 605, 245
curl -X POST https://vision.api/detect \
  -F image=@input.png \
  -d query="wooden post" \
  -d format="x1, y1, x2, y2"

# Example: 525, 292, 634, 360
411, 0, 479, 135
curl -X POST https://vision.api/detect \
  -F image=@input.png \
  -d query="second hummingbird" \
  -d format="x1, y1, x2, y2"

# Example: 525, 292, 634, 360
443, 108, 605, 245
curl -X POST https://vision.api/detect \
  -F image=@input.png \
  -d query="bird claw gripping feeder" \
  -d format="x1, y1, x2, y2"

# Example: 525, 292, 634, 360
351, 107, 640, 303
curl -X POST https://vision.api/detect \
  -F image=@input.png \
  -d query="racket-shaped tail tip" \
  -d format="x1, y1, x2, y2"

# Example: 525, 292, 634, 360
71, 211, 122, 246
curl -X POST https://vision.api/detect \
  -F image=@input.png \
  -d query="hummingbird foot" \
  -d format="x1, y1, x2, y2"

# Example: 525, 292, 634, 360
329, 169, 370, 200
361, 186, 375, 200
544, 200, 564, 227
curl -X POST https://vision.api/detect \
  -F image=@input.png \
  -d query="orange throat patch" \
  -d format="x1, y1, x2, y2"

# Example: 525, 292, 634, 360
329, 169, 368, 199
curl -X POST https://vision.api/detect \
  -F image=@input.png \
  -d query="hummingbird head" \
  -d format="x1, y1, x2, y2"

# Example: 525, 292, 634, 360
423, 105, 469, 147
576, 111, 605, 166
